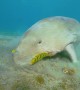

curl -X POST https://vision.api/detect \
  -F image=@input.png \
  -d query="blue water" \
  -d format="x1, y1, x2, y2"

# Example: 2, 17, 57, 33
0, 0, 80, 35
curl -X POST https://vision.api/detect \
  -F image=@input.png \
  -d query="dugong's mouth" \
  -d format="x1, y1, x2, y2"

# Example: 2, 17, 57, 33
30, 43, 78, 65
30, 51, 54, 65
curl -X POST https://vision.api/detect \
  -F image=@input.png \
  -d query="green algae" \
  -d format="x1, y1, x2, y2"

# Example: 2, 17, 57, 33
62, 67, 75, 75
52, 76, 79, 90
35, 75, 44, 84
0, 83, 4, 90
59, 78, 77, 90
11, 80, 30, 90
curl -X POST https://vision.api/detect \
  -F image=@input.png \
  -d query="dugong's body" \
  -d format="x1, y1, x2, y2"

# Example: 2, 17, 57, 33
14, 16, 80, 65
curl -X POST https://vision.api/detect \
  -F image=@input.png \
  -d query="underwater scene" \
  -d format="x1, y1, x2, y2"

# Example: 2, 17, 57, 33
0, 0, 80, 90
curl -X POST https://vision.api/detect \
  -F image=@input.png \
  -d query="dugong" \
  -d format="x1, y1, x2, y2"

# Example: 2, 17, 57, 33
14, 16, 80, 65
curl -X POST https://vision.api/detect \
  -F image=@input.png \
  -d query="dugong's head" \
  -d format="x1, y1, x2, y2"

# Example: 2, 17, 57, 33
14, 16, 80, 65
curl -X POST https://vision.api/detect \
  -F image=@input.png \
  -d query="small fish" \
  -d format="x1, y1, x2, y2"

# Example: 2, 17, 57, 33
30, 52, 53, 65
12, 49, 16, 53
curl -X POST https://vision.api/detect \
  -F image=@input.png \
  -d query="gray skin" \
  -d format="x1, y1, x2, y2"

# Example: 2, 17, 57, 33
14, 16, 80, 66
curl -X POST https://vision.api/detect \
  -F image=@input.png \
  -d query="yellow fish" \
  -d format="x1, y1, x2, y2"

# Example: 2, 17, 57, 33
30, 52, 53, 65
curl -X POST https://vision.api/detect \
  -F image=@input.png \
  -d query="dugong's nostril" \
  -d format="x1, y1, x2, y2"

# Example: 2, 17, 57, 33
38, 40, 42, 44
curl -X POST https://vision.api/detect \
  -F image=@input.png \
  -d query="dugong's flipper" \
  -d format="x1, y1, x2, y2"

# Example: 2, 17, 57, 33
65, 44, 78, 63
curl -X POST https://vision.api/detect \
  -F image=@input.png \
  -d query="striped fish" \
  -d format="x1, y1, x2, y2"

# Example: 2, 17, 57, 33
30, 52, 53, 65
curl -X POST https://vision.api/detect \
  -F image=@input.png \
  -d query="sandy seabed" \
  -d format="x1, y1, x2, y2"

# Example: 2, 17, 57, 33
0, 34, 80, 90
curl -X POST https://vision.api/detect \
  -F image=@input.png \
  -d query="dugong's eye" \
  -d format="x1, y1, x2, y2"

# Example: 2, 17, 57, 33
37, 40, 42, 44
